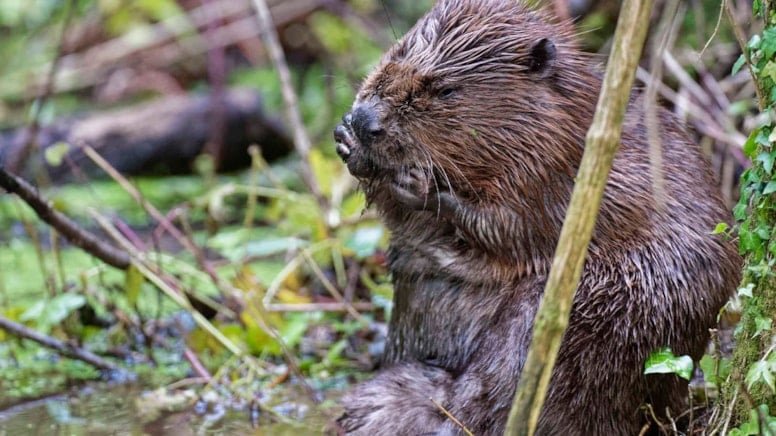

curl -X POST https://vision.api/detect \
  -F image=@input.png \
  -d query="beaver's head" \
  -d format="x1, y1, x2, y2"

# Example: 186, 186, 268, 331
334, 0, 598, 199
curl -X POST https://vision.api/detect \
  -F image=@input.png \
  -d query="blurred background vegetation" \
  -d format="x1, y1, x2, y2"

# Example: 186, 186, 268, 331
0, 0, 764, 433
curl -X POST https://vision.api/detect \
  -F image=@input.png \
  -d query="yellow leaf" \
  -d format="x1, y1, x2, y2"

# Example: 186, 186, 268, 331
276, 288, 311, 304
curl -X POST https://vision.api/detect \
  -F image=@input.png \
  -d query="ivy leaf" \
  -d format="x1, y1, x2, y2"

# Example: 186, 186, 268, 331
762, 28, 776, 59
644, 348, 694, 381
738, 283, 755, 298
762, 61, 776, 83
712, 222, 729, 234
739, 224, 763, 253
746, 360, 775, 392
699, 354, 731, 386
753, 316, 773, 338
757, 151, 775, 174
749, 34, 762, 50
743, 130, 759, 158
733, 202, 748, 221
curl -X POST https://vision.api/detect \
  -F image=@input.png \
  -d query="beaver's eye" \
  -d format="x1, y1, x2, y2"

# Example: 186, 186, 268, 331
438, 87, 456, 100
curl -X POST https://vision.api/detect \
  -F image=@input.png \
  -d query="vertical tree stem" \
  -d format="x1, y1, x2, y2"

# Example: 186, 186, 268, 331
504, 1, 653, 434
249, 0, 332, 225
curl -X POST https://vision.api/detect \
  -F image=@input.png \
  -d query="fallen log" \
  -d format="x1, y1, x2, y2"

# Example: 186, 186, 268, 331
0, 88, 292, 181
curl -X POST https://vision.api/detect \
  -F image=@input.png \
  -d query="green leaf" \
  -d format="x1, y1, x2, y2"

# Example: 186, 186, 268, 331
739, 224, 763, 253
734, 202, 749, 221
732, 54, 747, 75
743, 130, 759, 158
763, 28, 776, 59
762, 61, 776, 83
764, 181, 776, 195
746, 360, 776, 392
757, 152, 775, 174
699, 354, 731, 386
749, 34, 762, 50
756, 128, 770, 146
44, 142, 71, 167
644, 348, 694, 381
739, 283, 755, 298
753, 316, 773, 338
125, 264, 144, 306
243, 237, 308, 258
345, 226, 384, 259
21, 294, 86, 328
712, 222, 729, 234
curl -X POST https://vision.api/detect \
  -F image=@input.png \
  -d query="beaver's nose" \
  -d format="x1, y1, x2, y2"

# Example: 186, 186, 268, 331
350, 104, 384, 147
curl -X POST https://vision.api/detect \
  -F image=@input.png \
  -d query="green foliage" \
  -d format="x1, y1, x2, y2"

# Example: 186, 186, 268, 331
20, 293, 86, 333
722, 0, 776, 424
728, 404, 776, 435
0, 0, 398, 424
644, 348, 694, 381
700, 353, 732, 387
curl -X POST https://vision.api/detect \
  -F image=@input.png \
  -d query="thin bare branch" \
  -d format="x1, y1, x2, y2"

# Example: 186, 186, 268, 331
644, 0, 684, 208
0, 167, 130, 269
249, 0, 332, 223
266, 302, 375, 312
0, 314, 119, 371
7, 0, 76, 173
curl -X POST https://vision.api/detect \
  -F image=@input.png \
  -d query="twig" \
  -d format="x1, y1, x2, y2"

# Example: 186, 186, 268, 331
0, 167, 130, 269
7, 0, 76, 173
79, 143, 232, 298
165, 377, 210, 390
12, 199, 56, 296
89, 211, 244, 356
644, 0, 683, 209
699, 0, 727, 58
634, 67, 749, 163
184, 347, 213, 381
666, 407, 678, 435
301, 251, 365, 321
242, 289, 319, 403
266, 302, 374, 312
504, 1, 654, 434
725, 0, 766, 111
0, 314, 119, 371
719, 386, 738, 436
202, 0, 228, 169
429, 397, 474, 436
2, 0, 322, 100
249, 0, 332, 224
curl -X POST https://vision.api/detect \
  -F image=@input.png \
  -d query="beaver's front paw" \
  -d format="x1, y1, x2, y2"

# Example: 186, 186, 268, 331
390, 168, 432, 210
390, 169, 458, 218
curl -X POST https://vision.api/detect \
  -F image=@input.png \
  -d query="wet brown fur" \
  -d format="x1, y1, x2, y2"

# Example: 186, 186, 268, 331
335, 0, 742, 434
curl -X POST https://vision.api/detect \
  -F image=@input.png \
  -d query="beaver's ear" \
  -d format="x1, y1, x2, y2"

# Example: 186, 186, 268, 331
526, 38, 557, 78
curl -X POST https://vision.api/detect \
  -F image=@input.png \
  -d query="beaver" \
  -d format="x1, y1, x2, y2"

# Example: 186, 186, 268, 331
332, 0, 742, 434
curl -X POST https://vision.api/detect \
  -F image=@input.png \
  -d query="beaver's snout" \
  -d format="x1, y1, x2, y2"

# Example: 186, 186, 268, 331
334, 103, 384, 160
334, 101, 386, 179
350, 104, 385, 147
334, 107, 382, 178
